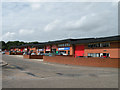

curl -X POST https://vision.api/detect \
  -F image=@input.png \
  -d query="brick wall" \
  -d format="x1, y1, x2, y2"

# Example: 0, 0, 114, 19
23, 55, 43, 59
77, 41, 120, 58
43, 56, 120, 68
11, 52, 23, 55
15, 52, 23, 55
84, 48, 120, 58
5, 52, 10, 55
23, 55, 30, 59
5, 52, 14, 55
30, 55, 43, 59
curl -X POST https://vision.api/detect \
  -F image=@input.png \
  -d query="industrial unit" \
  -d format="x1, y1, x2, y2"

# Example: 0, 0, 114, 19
10, 35, 120, 59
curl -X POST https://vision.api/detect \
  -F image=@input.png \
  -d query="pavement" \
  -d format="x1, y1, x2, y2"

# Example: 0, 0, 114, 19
2, 54, 119, 88
0, 53, 8, 67
0, 61, 8, 67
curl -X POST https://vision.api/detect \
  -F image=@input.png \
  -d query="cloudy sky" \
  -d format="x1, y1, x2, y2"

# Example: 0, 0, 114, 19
2, 1, 118, 42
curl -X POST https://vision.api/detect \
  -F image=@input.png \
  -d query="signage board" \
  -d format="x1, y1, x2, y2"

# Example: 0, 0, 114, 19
38, 49, 44, 51
24, 48, 27, 50
58, 47, 70, 50
46, 49, 50, 51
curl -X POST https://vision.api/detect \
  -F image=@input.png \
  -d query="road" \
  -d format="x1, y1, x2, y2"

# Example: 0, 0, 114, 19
2, 55, 118, 88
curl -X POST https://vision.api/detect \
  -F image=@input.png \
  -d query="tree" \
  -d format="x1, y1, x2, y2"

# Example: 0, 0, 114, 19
0, 41, 6, 50
0, 40, 39, 51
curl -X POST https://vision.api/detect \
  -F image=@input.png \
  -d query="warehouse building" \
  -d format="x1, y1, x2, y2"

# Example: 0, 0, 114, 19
72, 35, 120, 58
10, 35, 120, 58
43, 39, 74, 55
42, 35, 120, 58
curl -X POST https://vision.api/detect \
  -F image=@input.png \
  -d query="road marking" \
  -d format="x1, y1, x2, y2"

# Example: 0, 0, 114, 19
20, 70, 34, 73
32, 59, 43, 61
4, 69, 11, 70
10, 66, 15, 68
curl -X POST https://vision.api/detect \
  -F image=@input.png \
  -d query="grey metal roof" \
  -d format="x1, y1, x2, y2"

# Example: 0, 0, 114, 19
71, 35, 120, 44
10, 35, 120, 48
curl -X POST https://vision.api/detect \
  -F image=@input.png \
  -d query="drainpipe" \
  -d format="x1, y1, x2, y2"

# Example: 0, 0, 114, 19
44, 46, 46, 53
72, 44, 75, 57
50, 45, 52, 53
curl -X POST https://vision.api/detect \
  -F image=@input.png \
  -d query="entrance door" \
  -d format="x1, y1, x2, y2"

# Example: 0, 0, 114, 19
52, 49, 56, 53
75, 45, 85, 57
21, 48, 24, 52
103, 53, 110, 58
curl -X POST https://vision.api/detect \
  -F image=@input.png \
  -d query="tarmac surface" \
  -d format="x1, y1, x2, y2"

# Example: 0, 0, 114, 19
2, 55, 119, 88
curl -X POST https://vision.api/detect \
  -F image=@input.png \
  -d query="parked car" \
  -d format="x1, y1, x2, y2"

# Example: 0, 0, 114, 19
2, 51, 5, 54
43, 53, 48, 56
60, 52, 68, 55
23, 52, 27, 55
37, 52, 41, 55
31, 52, 36, 55
48, 53, 54, 56
44, 53, 54, 56
40, 53, 44, 55
55, 53, 61, 55
17, 51, 21, 53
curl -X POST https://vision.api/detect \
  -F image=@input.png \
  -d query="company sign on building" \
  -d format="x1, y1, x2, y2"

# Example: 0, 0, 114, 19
58, 47, 70, 50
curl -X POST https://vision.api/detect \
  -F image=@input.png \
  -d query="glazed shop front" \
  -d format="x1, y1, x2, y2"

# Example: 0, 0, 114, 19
57, 43, 73, 55
45, 45, 51, 53
51, 45, 57, 53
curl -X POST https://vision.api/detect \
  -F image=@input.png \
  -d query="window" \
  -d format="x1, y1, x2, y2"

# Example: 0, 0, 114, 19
88, 53, 100, 57
58, 43, 70, 47
93, 53, 96, 57
100, 53, 110, 58
88, 53, 91, 56
102, 43, 110, 47
31, 50, 33, 52
88, 42, 110, 48
46, 51, 50, 53
90, 53, 93, 57
30, 46, 34, 48
68, 51, 70, 55
96, 43, 100, 47
96, 53, 100, 57
59, 51, 66, 53
103, 53, 110, 57
52, 49, 56, 53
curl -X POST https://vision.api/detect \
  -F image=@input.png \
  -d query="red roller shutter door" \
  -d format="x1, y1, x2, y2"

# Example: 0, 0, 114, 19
75, 45, 85, 57
21, 48, 23, 52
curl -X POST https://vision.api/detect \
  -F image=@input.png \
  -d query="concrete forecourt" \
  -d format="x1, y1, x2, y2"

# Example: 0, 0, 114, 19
2, 55, 118, 88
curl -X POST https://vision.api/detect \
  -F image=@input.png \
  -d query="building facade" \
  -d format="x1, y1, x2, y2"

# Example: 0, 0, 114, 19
10, 35, 120, 58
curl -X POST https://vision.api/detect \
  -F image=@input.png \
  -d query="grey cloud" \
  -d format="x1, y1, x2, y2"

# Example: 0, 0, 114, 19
2, 2, 118, 42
